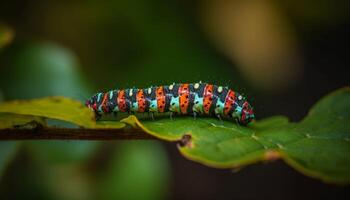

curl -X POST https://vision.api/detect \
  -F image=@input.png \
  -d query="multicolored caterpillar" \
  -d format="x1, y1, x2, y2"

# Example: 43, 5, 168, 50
85, 82, 255, 125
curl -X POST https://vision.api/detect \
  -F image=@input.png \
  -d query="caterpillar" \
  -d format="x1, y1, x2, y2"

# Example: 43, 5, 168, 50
85, 82, 255, 125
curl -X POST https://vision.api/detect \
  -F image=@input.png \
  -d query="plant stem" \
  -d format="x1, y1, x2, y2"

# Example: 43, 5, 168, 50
0, 128, 157, 140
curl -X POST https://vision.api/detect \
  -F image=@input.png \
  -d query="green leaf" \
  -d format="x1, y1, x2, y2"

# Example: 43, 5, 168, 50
0, 97, 124, 129
0, 97, 93, 127
121, 87, 350, 184
0, 113, 46, 129
278, 87, 350, 184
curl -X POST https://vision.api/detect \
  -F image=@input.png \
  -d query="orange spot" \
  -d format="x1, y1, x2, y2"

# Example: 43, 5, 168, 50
137, 89, 146, 112
118, 90, 127, 112
203, 84, 214, 114
179, 84, 190, 114
156, 86, 165, 112
224, 90, 235, 115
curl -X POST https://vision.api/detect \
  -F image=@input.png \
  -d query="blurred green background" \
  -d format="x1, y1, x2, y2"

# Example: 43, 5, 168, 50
0, 0, 349, 199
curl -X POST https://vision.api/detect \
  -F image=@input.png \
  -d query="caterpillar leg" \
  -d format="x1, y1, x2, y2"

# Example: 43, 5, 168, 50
149, 112, 155, 120
128, 111, 135, 115
193, 111, 198, 120
233, 117, 239, 125
216, 114, 222, 122
231, 113, 240, 125
113, 112, 118, 118
170, 112, 174, 120
95, 113, 102, 120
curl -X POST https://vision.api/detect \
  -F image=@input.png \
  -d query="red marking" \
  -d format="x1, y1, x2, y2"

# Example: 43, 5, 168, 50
118, 90, 127, 112
203, 84, 213, 114
92, 103, 97, 111
156, 86, 166, 113
101, 93, 109, 112
137, 89, 146, 112
178, 83, 190, 114
241, 101, 254, 124
224, 90, 235, 116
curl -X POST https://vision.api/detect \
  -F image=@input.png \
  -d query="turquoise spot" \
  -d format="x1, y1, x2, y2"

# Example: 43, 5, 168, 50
97, 105, 103, 114
235, 106, 242, 113
192, 94, 203, 113
215, 99, 225, 115
131, 102, 139, 112
97, 93, 103, 102
169, 96, 180, 113
233, 105, 243, 118
149, 100, 157, 112
113, 105, 119, 112
109, 91, 114, 100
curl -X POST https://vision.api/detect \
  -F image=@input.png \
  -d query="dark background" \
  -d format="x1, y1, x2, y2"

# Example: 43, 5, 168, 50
0, 0, 349, 199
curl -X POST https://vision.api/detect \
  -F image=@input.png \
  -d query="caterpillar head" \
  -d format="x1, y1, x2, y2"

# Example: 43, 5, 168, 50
232, 94, 255, 125
85, 94, 99, 113
240, 101, 255, 125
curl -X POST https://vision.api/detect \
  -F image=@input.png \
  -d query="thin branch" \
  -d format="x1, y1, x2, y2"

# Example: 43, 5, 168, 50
0, 128, 158, 140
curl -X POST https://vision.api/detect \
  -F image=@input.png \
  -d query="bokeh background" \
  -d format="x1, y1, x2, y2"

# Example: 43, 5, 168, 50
0, 0, 349, 199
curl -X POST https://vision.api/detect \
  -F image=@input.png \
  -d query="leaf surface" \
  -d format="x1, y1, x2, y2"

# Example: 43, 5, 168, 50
0, 97, 124, 129
121, 87, 350, 184
0, 113, 46, 129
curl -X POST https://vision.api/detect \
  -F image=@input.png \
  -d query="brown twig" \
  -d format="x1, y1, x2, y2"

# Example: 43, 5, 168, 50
0, 128, 157, 140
